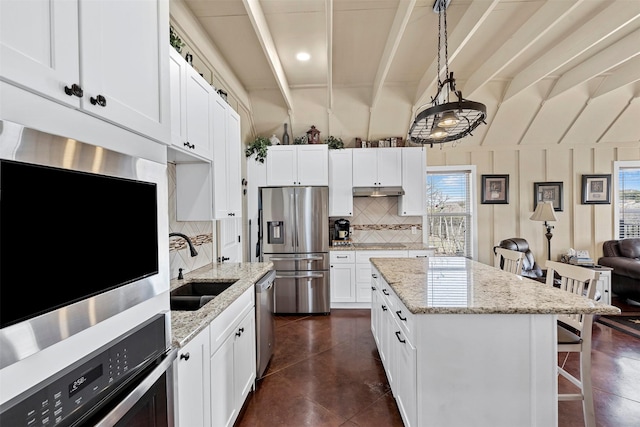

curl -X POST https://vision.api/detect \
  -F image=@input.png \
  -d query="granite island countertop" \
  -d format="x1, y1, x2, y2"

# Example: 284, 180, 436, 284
170, 262, 273, 348
371, 256, 621, 315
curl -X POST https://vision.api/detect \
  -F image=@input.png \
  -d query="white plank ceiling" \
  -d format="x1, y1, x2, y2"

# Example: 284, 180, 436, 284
180, 0, 640, 147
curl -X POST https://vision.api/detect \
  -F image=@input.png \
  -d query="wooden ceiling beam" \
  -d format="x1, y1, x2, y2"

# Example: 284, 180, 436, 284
592, 55, 640, 99
503, 2, 640, 102
326, 0, 333, 111
370, 0, 416, 109
242, 0, 294, 112
465, 0, 584, 98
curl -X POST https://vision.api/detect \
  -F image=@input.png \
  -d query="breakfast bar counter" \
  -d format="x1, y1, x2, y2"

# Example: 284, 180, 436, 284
368, 256, 620, 427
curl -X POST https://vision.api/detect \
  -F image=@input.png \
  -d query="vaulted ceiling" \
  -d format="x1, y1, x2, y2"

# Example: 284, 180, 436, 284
180, 0, 640, 147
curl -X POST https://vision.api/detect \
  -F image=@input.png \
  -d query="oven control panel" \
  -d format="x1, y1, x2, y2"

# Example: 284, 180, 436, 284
0, 314, 166, 426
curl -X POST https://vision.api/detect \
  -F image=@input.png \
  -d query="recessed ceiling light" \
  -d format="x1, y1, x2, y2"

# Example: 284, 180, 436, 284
296, 52, 311, 61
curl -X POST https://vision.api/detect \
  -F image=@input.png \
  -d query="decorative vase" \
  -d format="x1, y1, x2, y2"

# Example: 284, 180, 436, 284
269, 134, 280, 145
282, 123, 290, 145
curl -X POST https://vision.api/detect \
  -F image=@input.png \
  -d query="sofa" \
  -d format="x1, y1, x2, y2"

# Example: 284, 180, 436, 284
597, 238, 640, 302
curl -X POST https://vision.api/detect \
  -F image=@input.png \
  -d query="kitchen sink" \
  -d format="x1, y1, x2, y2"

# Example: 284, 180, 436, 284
170, 280, 237, 311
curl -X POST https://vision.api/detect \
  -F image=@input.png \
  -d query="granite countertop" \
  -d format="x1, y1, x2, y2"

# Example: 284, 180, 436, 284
330, 242, 437, 251
371, 257, 621, 315
170, 262, 273, 348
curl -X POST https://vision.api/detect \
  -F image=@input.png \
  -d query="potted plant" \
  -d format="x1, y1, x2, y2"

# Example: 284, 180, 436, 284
293, 135, 308, 145
170, 26, 185, 53
326, 135, 344, 149
245, 136, 271, 163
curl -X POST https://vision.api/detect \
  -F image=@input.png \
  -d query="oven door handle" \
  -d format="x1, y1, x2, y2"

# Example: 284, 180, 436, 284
93, 349, 178, 427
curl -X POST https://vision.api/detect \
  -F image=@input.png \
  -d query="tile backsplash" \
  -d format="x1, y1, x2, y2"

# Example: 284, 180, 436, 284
331, 197, 423, 244
168, 163, 215, 279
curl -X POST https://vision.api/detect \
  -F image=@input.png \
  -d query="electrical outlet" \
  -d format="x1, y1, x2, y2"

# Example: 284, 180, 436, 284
411, 226, 417, 235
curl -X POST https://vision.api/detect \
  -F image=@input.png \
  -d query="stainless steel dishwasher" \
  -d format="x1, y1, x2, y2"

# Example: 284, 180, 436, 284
255, 270, 276, 381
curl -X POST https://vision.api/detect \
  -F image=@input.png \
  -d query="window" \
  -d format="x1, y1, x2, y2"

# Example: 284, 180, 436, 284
425, 166, 477, 259
615, 161, 640, 239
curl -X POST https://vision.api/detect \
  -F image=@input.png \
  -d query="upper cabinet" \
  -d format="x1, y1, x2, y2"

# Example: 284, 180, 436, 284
212, 93, 242, 218
398, 147, 427, 216
266, 145, 328, 186
352, 148, 402, 187
169, 48, 213, 160
329, 149, 353, 217
0, 0, 170, 144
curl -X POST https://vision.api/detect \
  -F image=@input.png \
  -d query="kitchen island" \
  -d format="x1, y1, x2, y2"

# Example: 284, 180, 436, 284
370, 256, 620, 427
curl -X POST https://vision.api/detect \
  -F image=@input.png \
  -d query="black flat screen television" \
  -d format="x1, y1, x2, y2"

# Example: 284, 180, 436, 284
0, 159, 159, 328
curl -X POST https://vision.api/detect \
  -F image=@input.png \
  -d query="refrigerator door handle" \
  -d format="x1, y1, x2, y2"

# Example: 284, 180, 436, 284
268, 256, 324, 262
275, 273, 324, 279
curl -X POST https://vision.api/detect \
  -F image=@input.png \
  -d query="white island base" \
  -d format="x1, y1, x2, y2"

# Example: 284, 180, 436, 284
370, 257, 619, 427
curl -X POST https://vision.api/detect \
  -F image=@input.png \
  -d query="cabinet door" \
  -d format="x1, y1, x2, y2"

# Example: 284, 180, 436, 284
352, 149, 379, 187
177, 329, 211, 427
297, 145, 328, 185
185, 65, 213, 159
226, 107, 243, 216
329, 149, 353, 216
234, 310, 256, 409
266, 146, 297, 185
399, 147, 426, 216
210, 333, 236, 427
377, 148, 402, 186
218, 217, 243, 263
212, 94, 229, 218
169, 49, 187, 148
330, 264, 356, 302
80, 0, 170, 143
0, 0, 79, 107
394, 328, 417, 427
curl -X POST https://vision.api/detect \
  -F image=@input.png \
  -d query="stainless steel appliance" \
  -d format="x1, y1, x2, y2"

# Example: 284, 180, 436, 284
0, 314, 176, 427
255, 270, 276, 380
0, 120, 172, 423
259, 186, 330, 314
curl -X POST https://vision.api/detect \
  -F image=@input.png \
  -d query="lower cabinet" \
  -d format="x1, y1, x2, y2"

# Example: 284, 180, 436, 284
372, 266, 417, 427
176, 286, 256, 427
330, 251, 356, 303
176, 327, 211, 427
210, 309, 255, 427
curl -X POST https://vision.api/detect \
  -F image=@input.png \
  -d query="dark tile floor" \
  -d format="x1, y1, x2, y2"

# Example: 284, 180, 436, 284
236, 300, 640, 427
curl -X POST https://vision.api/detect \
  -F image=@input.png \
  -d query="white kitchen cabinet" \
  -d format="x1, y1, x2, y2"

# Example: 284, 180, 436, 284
352, 148, 402, 187
266, 145, 328, 186
212, 95, 242, 218
176, 327, 211, 427
175, 162, 213, 221
398, 147, 426, 216
330, 251, 356, 304
0, 0, 170, 144
355, 251, 406, 303
169, 47, 213, 160
329, 149, 353, 216
209, 286, 256, 427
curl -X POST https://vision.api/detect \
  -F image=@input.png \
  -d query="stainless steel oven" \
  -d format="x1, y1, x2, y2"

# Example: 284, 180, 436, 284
0, 314, 176, 427
0, 120, 172, 420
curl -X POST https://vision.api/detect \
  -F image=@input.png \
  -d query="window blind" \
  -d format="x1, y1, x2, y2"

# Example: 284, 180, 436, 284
426, 170, 473, 257
619, 167, 640, 239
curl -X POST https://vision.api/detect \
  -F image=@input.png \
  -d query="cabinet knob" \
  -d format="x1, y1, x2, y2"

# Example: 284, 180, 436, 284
90, 94, 107, 107
180, 352, 190, 361
64, 83, 83, 98
382, 305, 388, 311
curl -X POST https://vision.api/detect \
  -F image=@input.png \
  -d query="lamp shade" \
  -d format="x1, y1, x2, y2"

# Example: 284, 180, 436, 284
530, 201, 557, 222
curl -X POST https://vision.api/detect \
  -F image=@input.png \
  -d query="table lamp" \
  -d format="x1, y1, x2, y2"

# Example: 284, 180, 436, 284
530, 201, 558, 260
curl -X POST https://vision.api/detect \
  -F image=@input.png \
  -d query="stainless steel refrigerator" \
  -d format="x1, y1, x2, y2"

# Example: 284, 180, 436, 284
259, 186, 330, 314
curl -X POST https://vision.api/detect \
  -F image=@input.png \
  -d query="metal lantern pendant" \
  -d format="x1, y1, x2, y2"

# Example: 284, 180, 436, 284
409, 0, 487, 146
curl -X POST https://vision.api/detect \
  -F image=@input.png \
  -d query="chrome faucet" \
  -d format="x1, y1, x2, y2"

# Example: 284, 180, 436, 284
169, 232, 198, 257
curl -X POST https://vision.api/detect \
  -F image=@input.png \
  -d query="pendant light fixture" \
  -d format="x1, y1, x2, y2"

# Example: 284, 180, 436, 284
409, 0, 487, 146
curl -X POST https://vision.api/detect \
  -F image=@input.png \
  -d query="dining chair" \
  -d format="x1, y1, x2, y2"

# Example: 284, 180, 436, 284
545, 261, 600, 427
494, 247, 525, 275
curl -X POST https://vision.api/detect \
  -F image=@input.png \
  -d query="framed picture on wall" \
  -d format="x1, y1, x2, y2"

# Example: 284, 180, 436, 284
534, 181, 563, 211
481, 175, 509, 204
581, 174, 611, 204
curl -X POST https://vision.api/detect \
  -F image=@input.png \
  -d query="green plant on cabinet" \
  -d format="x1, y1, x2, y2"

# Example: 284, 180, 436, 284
245, 136, 271, 163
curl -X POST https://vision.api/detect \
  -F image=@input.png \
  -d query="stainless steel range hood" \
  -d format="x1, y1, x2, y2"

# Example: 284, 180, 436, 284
352, 186, 405, 197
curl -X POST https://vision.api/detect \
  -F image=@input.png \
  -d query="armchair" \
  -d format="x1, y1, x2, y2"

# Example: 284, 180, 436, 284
494, 238, 545, 282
